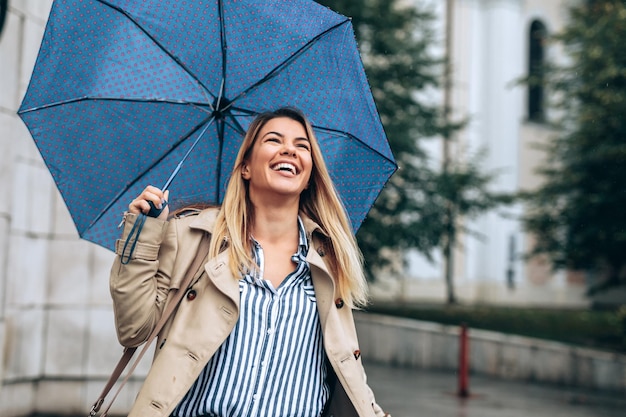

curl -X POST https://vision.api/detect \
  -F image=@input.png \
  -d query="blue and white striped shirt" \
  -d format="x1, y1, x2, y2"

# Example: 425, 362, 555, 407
172, 217, 330, 417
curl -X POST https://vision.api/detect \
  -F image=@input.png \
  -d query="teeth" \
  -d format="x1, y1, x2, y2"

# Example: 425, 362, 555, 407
273, 163, 296, 174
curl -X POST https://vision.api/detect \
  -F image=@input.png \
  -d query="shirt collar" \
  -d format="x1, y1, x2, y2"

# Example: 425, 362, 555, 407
246, 216, 309, 280
296, 216, 309, 257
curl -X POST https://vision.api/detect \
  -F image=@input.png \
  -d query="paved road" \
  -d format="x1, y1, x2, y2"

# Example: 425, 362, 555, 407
364, 361, 626, 417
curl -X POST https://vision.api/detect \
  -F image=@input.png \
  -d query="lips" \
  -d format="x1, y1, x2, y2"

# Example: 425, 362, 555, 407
271, 162, 298, 175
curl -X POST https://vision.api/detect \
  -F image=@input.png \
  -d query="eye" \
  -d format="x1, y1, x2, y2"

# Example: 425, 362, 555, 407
296, 141, 311, 151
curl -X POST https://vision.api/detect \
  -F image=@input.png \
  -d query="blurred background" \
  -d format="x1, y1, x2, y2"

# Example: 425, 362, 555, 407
1, 0, 625, 416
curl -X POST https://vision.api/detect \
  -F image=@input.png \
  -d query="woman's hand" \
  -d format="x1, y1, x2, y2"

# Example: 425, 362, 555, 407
128, 186, 170, 220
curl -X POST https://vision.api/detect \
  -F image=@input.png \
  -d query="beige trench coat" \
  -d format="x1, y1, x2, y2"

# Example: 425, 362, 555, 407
110, 208, 387, 417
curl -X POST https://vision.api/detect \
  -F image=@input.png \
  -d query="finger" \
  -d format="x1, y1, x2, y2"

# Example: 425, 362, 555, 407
128, 198, 150, 214
142, 190, 165, 209
157, 202, 170, 220
129, 185, 161, 213
144, 185, 165, 200
138, 200, 152, 214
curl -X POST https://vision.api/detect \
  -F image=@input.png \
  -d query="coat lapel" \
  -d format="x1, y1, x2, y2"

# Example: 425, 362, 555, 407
307, 245, 334, 333
188, 208, 240, 309
204, 250, 240, 309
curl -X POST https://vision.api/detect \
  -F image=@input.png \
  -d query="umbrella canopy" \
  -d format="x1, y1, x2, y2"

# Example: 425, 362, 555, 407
18, 0, 397, 251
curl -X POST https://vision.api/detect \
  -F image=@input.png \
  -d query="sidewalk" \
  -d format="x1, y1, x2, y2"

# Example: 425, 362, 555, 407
364, 361, 626, 417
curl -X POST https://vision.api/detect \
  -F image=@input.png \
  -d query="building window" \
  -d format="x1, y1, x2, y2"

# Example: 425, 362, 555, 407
528, 20, 547, 122
0, 0, 7, 39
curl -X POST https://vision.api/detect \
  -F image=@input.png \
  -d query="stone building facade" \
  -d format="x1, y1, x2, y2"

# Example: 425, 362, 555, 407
380, 0, 586, 307
0, 1, 137, 415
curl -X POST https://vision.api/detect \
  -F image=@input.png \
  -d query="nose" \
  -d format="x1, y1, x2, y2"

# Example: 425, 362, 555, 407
281, 141, 297, 156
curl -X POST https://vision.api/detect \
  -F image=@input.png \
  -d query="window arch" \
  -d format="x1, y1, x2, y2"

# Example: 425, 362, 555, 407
528, 19, 547, 122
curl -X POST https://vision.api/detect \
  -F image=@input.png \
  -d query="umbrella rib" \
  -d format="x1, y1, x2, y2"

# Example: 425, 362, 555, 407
162, 116, 216, 191
215, 117, 225, 202
18, 96, 212, 114
312, 125, 398, 168
224, 18, 352, 111
218, 0, 228, 99
223, 113, 247, 136
86, 114, 216, 230
97, 0, 216, 106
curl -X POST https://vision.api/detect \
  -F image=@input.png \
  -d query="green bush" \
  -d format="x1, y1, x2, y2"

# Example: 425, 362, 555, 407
366, 302, 626, 353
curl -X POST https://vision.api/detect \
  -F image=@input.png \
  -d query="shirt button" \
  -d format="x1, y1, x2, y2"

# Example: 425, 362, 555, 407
253, 394, 259, 401
267, 328, 274, 335
186, 289, 197, 301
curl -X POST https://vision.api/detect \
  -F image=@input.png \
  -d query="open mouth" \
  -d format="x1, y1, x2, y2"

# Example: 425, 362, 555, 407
272, 162, 297, 175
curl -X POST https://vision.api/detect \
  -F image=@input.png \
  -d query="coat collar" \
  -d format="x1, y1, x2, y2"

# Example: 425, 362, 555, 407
188, 207, 220, 233
186, 207, 336, 328
187, 207, 329, 241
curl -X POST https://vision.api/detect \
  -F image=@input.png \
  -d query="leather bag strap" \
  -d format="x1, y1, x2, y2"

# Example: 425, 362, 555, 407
89, 233, 212, 417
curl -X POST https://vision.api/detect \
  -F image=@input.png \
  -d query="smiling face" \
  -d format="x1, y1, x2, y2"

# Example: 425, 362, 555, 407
241, 116, 313, 204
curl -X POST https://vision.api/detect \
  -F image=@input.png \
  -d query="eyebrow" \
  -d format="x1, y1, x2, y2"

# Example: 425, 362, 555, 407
263, 131, 310, 142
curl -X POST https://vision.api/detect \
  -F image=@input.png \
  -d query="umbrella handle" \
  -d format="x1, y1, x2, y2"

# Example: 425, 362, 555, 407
147, 200, 168, 218
119, 200, 166, 265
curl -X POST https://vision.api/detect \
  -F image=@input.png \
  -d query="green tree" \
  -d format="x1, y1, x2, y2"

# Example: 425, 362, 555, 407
318, 0, 510, 303
521, 0, 626, 294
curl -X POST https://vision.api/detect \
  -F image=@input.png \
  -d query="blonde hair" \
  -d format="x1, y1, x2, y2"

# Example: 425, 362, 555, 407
208, 108, 368, 308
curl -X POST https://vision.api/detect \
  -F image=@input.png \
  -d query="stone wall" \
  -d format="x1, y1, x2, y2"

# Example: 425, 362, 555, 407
0, 1, 134, 416
355, 312, 626, 394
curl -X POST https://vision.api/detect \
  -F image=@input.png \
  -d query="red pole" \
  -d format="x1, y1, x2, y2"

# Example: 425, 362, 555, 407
458, 323, 469, 398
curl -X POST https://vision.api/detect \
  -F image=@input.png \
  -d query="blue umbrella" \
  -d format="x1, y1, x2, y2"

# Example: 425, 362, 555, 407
18, 0, 397, 251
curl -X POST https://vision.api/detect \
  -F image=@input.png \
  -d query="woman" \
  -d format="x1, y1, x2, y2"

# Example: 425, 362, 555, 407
110, 107, 389, 417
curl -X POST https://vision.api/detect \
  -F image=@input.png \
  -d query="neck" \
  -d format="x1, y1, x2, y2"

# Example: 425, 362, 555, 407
250, 202, 300, 244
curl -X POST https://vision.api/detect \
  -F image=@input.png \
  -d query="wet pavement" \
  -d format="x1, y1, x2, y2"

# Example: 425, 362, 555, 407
364, 361, 626, 417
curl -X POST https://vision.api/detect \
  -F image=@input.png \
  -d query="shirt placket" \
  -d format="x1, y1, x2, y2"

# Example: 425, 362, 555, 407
247, 246, 281, 415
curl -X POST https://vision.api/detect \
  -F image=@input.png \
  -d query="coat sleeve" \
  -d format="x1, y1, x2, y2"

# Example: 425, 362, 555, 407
109, 212, 178, 348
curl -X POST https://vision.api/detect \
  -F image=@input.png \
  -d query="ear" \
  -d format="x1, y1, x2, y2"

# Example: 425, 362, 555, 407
241, 164, 251, 180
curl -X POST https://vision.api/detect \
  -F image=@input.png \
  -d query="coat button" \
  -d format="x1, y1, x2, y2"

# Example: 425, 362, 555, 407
186, 289, 197, 301
317, 247, 325, 257
335, 298, 344, 309
353, 349, 361, 360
